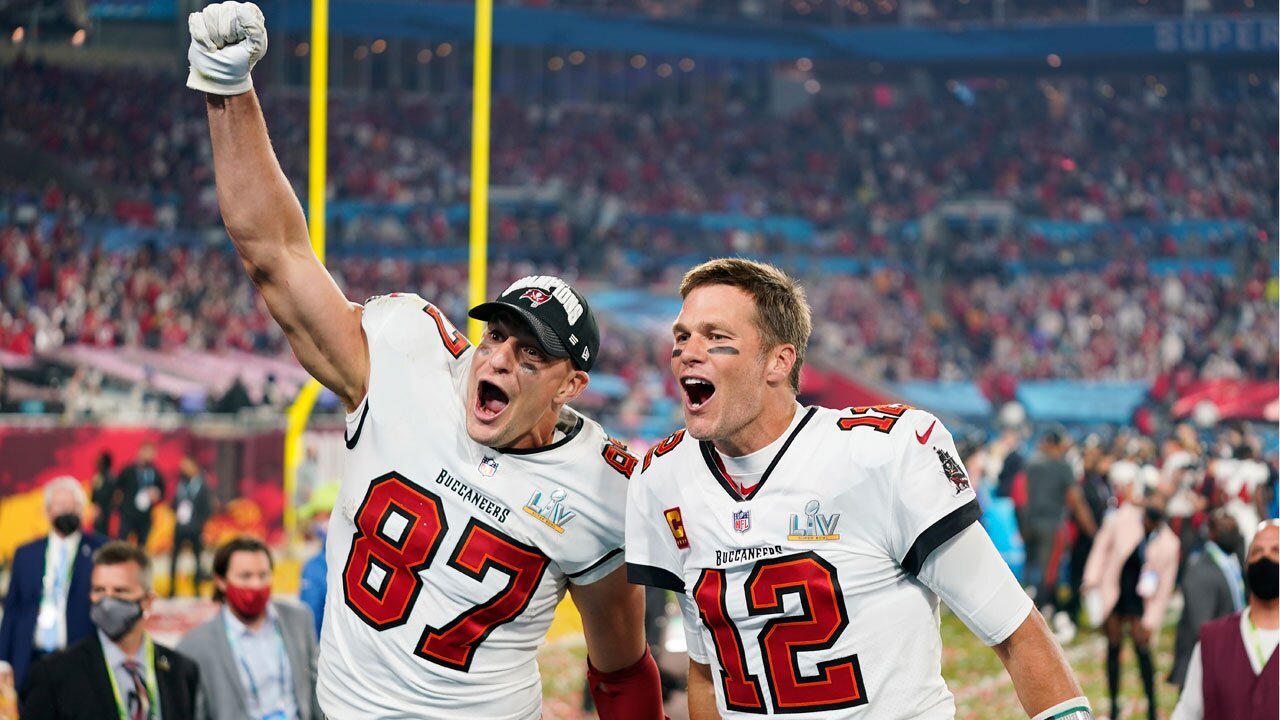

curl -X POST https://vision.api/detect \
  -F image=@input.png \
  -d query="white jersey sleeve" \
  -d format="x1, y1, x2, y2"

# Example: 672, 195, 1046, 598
625, 434, 690, 594
676, 592, 711, 664
917, 523, 1033, 646
887, 412, 984, 576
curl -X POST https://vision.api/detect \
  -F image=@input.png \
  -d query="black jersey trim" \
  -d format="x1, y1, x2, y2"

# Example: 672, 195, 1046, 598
566, 547, 624, 581
901, 498, 982, 576
344, 400, 371, 450
699, 407, 818, 503
498, 414, 585, 455
627, 562, 686, 593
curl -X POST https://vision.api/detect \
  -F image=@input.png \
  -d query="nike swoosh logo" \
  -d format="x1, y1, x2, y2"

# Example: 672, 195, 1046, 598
916, 420, 936, 445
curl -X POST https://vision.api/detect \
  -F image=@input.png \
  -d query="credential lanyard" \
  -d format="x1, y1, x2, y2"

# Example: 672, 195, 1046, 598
103, 634, 159, 720
225, 618, 289, 717
1244, 608, 1270, 671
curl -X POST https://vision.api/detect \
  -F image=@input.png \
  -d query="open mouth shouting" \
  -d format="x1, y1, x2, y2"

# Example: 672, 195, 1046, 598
475, 380, 510, 422
681, 377, 716, 411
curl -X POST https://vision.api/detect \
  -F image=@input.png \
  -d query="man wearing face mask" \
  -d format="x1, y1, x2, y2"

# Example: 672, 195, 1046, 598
0, 476, 106, 695
20, 541, 201, 719
1169, 511, 1246, 689
1172, 520, 1279, 719
177, 536, 320, 720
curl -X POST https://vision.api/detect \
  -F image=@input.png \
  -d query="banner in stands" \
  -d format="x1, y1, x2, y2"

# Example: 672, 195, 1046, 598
1173, 379, 1280, 423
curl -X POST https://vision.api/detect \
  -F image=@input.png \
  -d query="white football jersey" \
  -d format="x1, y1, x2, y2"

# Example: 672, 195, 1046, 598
317, 293, 636, 720
627, 404, 983, 719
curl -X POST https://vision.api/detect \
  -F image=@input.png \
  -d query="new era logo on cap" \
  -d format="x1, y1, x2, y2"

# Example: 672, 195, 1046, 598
468, 275, 601, 372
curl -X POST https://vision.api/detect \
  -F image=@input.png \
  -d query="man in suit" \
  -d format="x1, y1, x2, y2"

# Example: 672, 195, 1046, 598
178, 536, 320, 720
116, 441, 165, 547
0, 476, 106, 692
169, 456, 214, 598
20, 541, 201, 719
1170, 511, 1245, 687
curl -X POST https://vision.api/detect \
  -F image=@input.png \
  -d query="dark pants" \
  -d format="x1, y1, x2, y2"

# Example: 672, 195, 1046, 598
170, 529, 206, 597
1022, 521, 1059, 604
1061, 535, 1094, 624
119, 515, 152, 547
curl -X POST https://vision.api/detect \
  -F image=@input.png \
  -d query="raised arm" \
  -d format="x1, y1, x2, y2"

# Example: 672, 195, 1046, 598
190, 2, 367, 410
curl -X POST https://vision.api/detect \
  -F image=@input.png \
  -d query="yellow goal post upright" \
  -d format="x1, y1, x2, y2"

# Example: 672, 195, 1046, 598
283, 0, 329, 545
283, 0, 495, 542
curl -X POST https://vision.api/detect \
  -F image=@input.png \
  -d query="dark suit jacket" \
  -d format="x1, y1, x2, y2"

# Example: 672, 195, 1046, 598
116, 463, 166, 524
20, 631, 201, 720
176, 600, 320, 720
0, 532, 106, 691
1170, 545, 1240, 686
173, 474, 213, 536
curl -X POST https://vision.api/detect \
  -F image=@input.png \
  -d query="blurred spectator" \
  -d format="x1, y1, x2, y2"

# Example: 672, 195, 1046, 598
177, 537, 321, 720
115, 441, 165, 547
1021, 429, 1089, 612
1061, 441, 1114, 638
1212, 444, 1271, 548
1083, 487, 1181, 720
1171, 520, 1279, 720
20, 541, 201, 720
1170, 511, 1246, 688
89, 451, 115, 537
169, 456, 213, 598
0, 476, 106, 693
298, 484, 339, 640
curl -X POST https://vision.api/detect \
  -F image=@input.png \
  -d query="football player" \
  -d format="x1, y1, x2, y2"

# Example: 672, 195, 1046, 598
627, 258, 1090, 719
186, 4, 662, 718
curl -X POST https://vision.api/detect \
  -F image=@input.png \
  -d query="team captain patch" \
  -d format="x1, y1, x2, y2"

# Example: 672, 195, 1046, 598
665, 507, 690, 549
935, 448, 971, 495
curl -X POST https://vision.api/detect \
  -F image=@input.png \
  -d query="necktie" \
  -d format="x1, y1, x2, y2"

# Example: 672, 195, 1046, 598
123, 660, 150, 720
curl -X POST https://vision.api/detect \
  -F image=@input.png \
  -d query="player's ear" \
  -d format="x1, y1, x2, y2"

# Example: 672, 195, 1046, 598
556, 368, 589, 405
764, 343, 796, 388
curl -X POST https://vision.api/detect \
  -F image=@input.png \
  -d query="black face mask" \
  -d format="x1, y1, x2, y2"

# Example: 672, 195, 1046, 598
1247, 559, 1279, 601
1212, 532, 1243, 555
52, 513, 81, 536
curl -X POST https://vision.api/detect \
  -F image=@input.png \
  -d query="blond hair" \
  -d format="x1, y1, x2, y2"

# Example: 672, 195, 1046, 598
679, 258, 811, 393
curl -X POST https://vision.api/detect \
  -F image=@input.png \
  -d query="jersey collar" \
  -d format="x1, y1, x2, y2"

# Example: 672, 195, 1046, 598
700, 406, 817, 502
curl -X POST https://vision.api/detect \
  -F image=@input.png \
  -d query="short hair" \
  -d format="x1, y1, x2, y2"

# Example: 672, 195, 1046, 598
93, 541, 153, 590
44, 476, 87, 512
212, 536, 274, 601
679, 258, 812, 393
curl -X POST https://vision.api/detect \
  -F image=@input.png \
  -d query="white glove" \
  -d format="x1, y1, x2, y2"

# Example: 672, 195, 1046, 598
187, 1, 268, 95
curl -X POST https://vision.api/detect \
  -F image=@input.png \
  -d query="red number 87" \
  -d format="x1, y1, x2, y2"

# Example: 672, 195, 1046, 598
342, 472, 550, 672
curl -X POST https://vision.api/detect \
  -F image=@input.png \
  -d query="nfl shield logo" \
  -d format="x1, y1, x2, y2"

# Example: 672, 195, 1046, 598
732, 510, 751, 533
478, 457, 499, 477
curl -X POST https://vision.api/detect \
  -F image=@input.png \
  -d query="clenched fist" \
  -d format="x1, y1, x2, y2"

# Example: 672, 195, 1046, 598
187, 1, 268, 96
